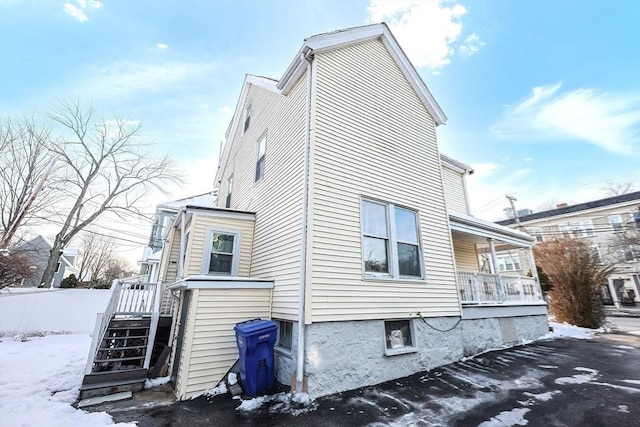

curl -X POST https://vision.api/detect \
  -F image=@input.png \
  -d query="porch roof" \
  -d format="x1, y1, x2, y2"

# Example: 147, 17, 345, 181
449, 210, 534, 248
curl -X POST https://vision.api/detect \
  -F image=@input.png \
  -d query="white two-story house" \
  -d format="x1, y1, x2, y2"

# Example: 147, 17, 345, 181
92, 23, 547, 401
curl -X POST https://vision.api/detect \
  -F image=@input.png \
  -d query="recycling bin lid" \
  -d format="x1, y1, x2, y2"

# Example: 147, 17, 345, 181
234, 318, 277, 335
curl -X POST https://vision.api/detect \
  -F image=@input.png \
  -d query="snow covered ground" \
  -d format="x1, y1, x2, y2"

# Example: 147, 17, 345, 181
0, 334, 135, 427
0, 319, 618, 426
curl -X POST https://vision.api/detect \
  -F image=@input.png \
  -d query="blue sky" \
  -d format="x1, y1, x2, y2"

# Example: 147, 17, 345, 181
1, 1, 639, 257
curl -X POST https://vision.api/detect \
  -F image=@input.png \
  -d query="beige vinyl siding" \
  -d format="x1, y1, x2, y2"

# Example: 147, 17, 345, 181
452, 239, 479, 271
174, 288, 272, 400
159, 227, 180, 313
441, 165, 469, 214
184, 214, 255, 277
173, 289, 195, 400
217, 79, 307, 320
309, 38, 460, 322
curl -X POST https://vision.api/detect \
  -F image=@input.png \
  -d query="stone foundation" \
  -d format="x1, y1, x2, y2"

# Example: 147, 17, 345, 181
294, 314, 548, 398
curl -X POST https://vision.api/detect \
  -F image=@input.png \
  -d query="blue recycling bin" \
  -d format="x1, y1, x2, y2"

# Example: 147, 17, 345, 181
234, 318, 278, 397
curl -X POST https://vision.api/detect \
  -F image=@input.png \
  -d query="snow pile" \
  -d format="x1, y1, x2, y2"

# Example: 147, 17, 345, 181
0, 334, 135, 427
228, 372, 237, 385
198, 382, 228, 399
542, 321, 600, 340
236, 392, 317, 416
144, 376, 171, 389
478, 408, 531, 426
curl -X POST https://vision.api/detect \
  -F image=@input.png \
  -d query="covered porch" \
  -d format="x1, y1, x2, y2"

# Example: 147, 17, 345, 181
448, 211, 545, 307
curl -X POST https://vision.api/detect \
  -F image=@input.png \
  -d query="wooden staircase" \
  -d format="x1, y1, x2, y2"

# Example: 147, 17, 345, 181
79, 280, 164, 400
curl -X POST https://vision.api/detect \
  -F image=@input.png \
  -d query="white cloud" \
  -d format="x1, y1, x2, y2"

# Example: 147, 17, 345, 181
492, 83, 640, 156
218, 105, 232, 114
63, 3, 88, 22
366, 0, 482, 71
470, 161, 500, 178
77, 0, 103, 9
459, 33, 485, 56
63, 0, 102, 22
524, 157, 533, 162
79, 61, 218, 99
156, 43, 169, 50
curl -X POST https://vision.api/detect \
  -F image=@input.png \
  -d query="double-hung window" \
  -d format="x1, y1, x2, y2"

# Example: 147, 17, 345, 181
243, 105, 251, 132
225, 176, 233, 208
255, 134, 266, 182
203, 227, 240, 276
361, 199, 422, 279
608, 215, 623, 232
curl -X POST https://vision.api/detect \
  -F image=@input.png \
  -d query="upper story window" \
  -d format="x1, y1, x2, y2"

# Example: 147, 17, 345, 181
530, 227, 544, 243
591, 244, 603, 264
225, 176, 233, 208
633, 211, 640, 229
608, 215, 623, 232
621, 245, 639, 262
243, 104, 251, 133
497, 254, 521, 272
361, 199, 422, 279
560, 220, 594, 238
255, 134, 266, 182
203, 227, 240, 276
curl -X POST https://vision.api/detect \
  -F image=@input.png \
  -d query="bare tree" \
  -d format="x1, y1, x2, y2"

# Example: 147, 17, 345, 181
534, 237, 613, 328
102, 256, 136, 284
77, 232, 115, 282
601, 181, 636, 197
39, 100, 181, 288
0, 116, 59, 244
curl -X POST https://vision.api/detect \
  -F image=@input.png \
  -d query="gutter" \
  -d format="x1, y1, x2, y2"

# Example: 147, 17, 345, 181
295, 48, 313, 394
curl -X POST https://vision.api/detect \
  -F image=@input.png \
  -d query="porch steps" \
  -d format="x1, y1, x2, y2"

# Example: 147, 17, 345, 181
79, 317, 151, 400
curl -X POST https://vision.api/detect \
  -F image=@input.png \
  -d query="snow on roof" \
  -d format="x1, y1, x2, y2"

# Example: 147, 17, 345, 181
158, 192, 217, 210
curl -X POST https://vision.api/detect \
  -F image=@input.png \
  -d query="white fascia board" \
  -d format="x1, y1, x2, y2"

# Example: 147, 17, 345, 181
169, 275, 274, 290
379, 26, 447, 126
449, 210, 534, 246
187, 209, 256, 221
278, 24, 384, 95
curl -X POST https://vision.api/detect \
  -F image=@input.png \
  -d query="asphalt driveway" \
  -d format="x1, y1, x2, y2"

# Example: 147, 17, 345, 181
104, 329, 639, 427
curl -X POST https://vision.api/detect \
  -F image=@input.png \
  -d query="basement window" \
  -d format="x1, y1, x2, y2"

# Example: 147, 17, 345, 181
275, 320, 293, 353
384, 319, 417, 356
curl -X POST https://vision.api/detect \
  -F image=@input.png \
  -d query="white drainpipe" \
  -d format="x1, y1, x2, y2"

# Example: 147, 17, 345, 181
178, 209, 186, 279
295, 49, 313, 394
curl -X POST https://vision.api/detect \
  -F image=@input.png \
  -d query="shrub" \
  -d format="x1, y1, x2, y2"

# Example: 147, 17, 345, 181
59, 274, 79, 288
534, 237, 613, 328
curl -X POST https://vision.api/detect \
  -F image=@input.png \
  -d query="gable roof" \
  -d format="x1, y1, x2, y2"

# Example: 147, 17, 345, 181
497, 191, 640, 226
215, 23, 447, 186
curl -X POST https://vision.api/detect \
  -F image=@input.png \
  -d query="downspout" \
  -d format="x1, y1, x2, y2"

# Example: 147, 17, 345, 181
295, 49, 313, 394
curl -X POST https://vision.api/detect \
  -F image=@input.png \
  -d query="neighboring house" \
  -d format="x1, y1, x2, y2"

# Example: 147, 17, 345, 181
82, 23, 547, 401
497, 192, 640, 307
16, 236, 79, 287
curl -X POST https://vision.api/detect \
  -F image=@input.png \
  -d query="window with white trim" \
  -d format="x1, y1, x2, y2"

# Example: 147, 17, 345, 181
362, 199, 422, 279
622, 245, 638, 262
530, 227, 544, 243
567, 219, 594, 237
243, 104, 251, 132
608, 215, 623, 232
255, 134, 266, 182
384, 320, 416, 355
203, 228, 240, 276
496, 254, 521, 272
225, 176, 233, 208
633, 211, 640, 229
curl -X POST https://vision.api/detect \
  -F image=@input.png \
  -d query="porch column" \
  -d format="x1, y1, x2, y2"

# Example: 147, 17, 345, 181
487, 238, 504, 300
527, 247, 542, 300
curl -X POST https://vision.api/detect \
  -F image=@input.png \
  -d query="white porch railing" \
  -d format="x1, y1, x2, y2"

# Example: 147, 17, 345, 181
84, 280, 162, 375
457, 272, 542, 304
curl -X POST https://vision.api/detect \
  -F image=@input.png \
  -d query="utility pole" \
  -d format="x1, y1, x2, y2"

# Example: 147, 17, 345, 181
505, 194, 524, 230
